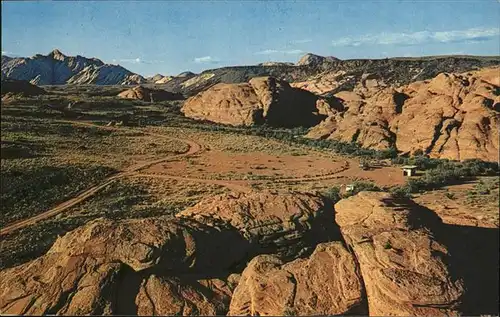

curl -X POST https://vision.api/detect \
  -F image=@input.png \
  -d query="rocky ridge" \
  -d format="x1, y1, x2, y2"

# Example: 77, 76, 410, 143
305, 67, 500, 161
159, 54, 499, 96
1, 49, 146, 85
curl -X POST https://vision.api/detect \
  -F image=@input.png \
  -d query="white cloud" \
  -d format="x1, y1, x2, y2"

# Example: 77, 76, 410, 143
194, 56, 219, 64
331, 27, 500, 47
2, 51, 13, 55
255, 49, 304, 55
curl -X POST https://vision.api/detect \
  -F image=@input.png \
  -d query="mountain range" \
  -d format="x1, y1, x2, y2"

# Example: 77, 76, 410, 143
1, 50, 499, 94
1, 49, 146, 85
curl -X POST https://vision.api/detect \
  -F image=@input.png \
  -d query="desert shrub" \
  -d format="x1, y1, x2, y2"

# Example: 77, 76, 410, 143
323, 181, 380, 202
470, 178, 499, 195
391, 155, 443, 170
390, 186, 412, 199
392, 159, 499, 195
350, 181, 381, 194
413, 149, 424, 156
0, 163, 117, 226
323, 186, 342, 203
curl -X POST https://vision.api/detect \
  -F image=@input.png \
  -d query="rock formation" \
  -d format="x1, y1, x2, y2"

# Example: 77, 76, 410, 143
306, 67, 500, 161
296, 53, 340, 67
0, 190, 333, 315
1, 49, 145, 85
117, 86, 184, 102
0, 189, 474, 316
335, 191, 465, 316
228, 242, 366, 316
181, 76, 334, 127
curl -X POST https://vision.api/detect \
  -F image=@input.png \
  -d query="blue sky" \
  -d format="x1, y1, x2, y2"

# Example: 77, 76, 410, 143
2, 0, 499, 76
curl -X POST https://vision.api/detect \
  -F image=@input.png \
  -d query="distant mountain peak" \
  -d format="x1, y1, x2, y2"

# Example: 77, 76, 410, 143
297, 53, 340, 66
2, 50, 145, 85
48, 49, 66, 60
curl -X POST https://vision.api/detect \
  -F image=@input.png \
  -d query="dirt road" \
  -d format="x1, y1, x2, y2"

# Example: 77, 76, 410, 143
1, 120, 373, 235
0, 121, 203, 236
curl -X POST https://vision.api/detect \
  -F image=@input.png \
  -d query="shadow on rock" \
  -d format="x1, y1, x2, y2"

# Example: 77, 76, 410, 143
403, 199, 499, 316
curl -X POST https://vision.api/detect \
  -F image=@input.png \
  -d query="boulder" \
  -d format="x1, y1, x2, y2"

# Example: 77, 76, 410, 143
0, 216, 247, 315
228, 242, 366, 316
135, 274, 232, 315
335, 191, 465, 316
181, 76, 333, 127
118, 86, 183, 102
177, 190, 336, 259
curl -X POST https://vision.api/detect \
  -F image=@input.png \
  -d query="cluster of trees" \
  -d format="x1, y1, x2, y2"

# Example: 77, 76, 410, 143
390, 158, 498, 198
323, 158, 499, 201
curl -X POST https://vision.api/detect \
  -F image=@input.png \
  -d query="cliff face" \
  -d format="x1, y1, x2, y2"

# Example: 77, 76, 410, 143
306, 67, 500, 162
181, 76, 334, 128
1, 49, 145, 85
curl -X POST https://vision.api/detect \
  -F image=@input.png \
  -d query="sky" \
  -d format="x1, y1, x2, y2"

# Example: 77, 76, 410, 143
2, 0, 499, 76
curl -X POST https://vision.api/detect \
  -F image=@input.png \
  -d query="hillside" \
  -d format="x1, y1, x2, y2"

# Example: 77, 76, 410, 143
1, 49, 146, 85
157, 54, 499, 96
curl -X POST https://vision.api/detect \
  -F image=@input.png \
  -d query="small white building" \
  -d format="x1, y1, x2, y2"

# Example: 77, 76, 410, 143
340, 183, 355, 195
402, 165, 418, 177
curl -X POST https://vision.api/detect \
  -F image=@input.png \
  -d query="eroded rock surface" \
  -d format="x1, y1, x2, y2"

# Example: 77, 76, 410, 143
117, 85, 184, 102
0, 190, 333, 315
177, 190, 337, 259
228, 242, 366, 316
335, 191, 465, 316
306, 67, 499, 161
181, 76, 333, 127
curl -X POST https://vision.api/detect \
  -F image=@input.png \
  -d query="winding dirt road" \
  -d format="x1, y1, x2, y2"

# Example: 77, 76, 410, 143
0, 122, 203, 236
1, 120, 361, 236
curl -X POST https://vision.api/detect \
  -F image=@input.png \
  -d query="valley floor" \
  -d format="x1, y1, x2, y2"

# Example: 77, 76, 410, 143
1, 93, 498, 272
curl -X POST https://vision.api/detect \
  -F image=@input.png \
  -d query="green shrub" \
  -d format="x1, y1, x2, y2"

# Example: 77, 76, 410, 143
350, 181, 381, 194
323, 186, 342, 203
390, 186, 412, 199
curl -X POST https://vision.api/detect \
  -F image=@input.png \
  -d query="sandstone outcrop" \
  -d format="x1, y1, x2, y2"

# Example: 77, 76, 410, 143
228, 242, 366, 316
117, 86, 184, 102
335, 191, 465, 316
306, 67, 500, 161
0, 190, 332, 315
181, 76, 333, 127
177, 190, 335, 259
0, 189, 485, 316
